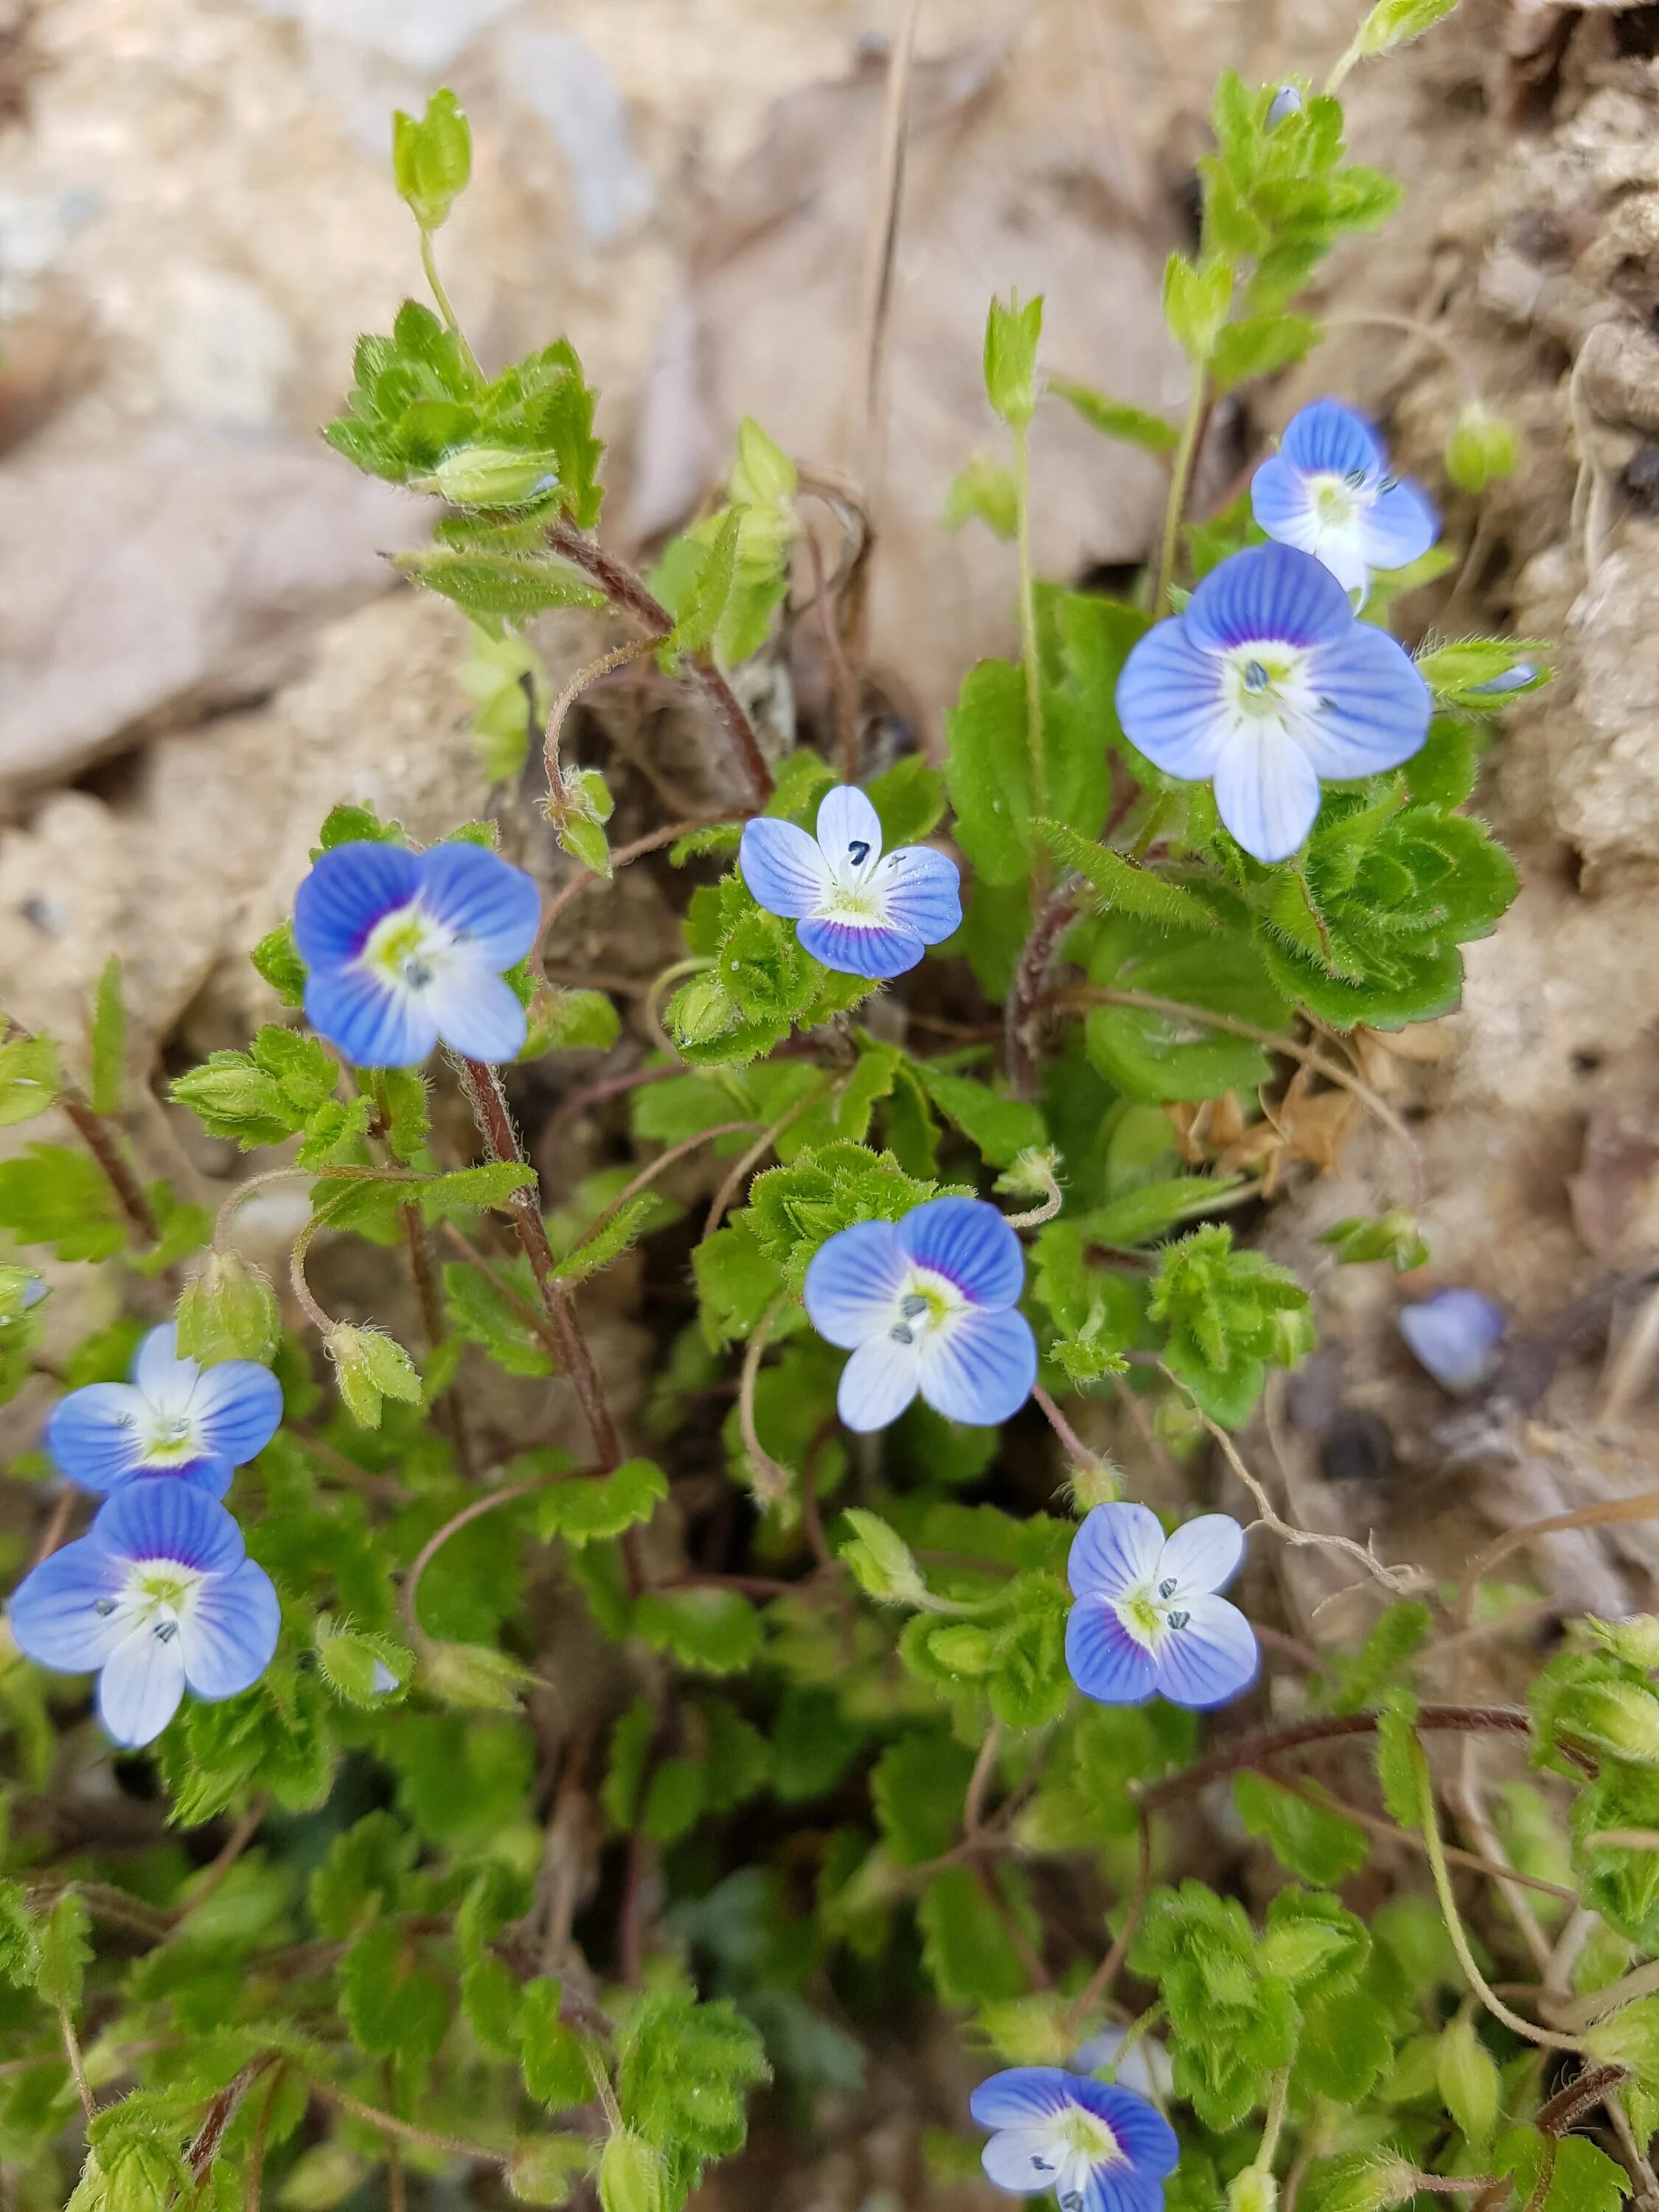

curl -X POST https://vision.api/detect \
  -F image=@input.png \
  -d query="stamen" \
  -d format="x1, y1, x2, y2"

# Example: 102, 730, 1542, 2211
1061, 2194, 1085, 2211
847, 840, 871, 866
92, 1599, 116, 1617
1344, 465, 1369, 490
1242, 660, 1270, 694
1158, 1576, 1178, 1599
890, 1324, 914, 1346
900, 1293, 929, 1320
1032, 2157, 1054, 2174
1166, 1609, 1191, 1632
154, 1620, 178, 1644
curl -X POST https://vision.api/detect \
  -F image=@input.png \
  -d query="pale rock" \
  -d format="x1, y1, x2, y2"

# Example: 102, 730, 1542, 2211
499, 29, 655, 247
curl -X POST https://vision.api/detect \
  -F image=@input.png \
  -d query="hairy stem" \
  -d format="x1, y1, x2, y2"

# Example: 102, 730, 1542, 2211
419, 229, 481, 382
1006, 882, 1078, 1100
1063, 1811, 1154, 2036
545, 521, 773, 804
1012, 417, 1048, 900
1155, 372, 1208, 614
1137, 1705, 1541, 1812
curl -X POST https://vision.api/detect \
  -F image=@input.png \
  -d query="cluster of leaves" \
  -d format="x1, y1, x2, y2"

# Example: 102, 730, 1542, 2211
0, 37, 1637, 2212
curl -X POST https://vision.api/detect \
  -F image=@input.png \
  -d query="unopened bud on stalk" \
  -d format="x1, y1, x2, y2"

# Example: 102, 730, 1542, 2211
1267, 84, 1305, 126
420, 445, 561, 508
177, 1250, 281, 1367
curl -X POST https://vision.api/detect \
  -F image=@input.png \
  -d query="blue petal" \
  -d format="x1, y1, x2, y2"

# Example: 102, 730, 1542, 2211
982, 2124, 1065, 2194
740, 818, 831, 920
803, 1221, 906, 1349
1301, 622, 1433, 780
1266, 83, 1304, 126
417, 842, 543, 970
45, 1383, 150, 1493
970, 2069, 1079, 2130
97, 1623, 185, 1747
877, 847, 961, 945
1065, 1597, 1158, 1705
305, 965, 437, 1069
190, 1360, 283, 1470
1068, 1503, 1164, 1600
95, 1478, 245, 1576
897, 1197, 1024, 1309
1186, 543, 1353, 655
919, 1307, 1037, 1425
9, 1537, 130, 1672
1083, 2168, 1167, 2212
1279, 398, 1385, 481
815, 784, 885, 870
180, 1559, 281, 1700
131, 1321, 194, 1401
1115, 618, 1230, 781
1071, 2079, 1180, 2179
836, 1332, 922, 1431
1360, 477, 1440, 574
422, 961, 529, 1064
1158, 1513, 1245, 1598
1152, 1594, 1259, 1708
1397, 1288, 1505, 1394
1250, 454, 1321, 556
1213, 728, 1322, 863
292, 842, 422, 970
796, 916, 924, 979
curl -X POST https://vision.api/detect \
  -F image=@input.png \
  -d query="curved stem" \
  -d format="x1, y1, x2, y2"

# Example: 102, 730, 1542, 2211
245, 2062, 284, 2212
738, 1293, 795, 1507
1411, 1733, 1590, 2053
1455, 1491, 1659, 1627
301, 2069, 505, 2166
402, 1467, 588, 1643
703, 1076, 835, 1241
1136, 1705, 1541, 1812
419, 230, 481, 383
289, 1217, 334, 1336
540, 819, 744, 952
1033, 1385, 1112, 1485
543, 638, 658, 804
564, 1122, 761, 1262
545, 521, 773, 804
1253, 2067, 1292, 2178
1062, 1810, 1153, 2036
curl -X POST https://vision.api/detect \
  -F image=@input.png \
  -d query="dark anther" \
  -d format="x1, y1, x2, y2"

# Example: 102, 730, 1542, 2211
1166, 1609, 1191, 1631
848, 840, 871, 866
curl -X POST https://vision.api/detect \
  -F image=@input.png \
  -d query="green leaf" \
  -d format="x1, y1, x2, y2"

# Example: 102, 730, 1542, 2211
633, 1588, 762, 1675
867, 757, 947, 849
1357, 0, 1464, 55
872, 1734, 977, 1865
1151, 1223, 1312, 1426
1234, 1773, 1368, 1883
838, 1509, 927, 1606
944, 658, 1034, 886
1209, 313, 1320, 392
465, 1953, 525, 2059
308, 1810, 417, 1939
526, 989, 621, 1055
1040, 821, 1217, 931
943, 454, 1018, 538
251, 920, 307, 1006
392, 86, 471, 229
0, 1032, 63, 1127
1329, 1601, 1431, 1714
398, 547, 605, 631
535, 1460, 667, 1546
918, 1866, 1030, 2005
0, 1143, 125, 1262
616, 1992, 771, 2207
599, 2132, 667, 2212
1437, 2013, 1500, 2145
984, 292, 1043, 428
669, 507, 745, 660
521, 1979, 592, 2109
692, 1222, 787, 1346
552, 1193, 664, 1282
916, 1067, 1044, 1171
88, 959, 125, 1115
1320, 1207, 1430, 1275
1497, 2132, 1631, 2212
339, 1921, 449, 2061
442, 1256, 554, 1377
1164, 253, 1232, 364
35, 1891, 89, 2012
1048, 378, 1179, 452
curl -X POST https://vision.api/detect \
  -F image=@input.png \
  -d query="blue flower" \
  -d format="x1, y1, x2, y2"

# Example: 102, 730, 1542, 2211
45, 1324, 281, 1500
8, 1478, 280, 1747
970, 2066, 1179, 2212
1397, 1287, 1505, 1394
1071, 2028, 1173, 2103
1266, 83, 1304, 127
1251, 399, 1439, 600
293, 839, 543, 1068
1065, 1503, 1258, 1710
740, 785, 961, 981
1115, 542, 1432, 863
802, 1196, 1036, 1433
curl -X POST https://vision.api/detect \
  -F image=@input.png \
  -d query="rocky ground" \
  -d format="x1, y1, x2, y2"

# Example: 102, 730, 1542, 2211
4, 0, 1659, 2202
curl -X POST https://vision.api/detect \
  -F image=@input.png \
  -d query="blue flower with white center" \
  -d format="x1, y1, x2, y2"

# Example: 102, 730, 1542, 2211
292, 839, 543, 1068
45, 1324, 282, 1500
1397, 1287, 1505, 1394
970, 2067, 1180, 2212
739, 785, 962, 981
1115, 542, 1432, 863
802, 1196, 1037, 1433
1251, 398, 1439, 601
8, 1479, 280, 1748
1065, 1503, 1258, 1711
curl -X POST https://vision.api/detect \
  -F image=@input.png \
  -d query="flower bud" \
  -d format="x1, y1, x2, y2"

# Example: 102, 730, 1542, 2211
508, 2138, 591, 2207
326, 1324, 424, 1429
0, 1267, 44, 1326
422, 446, 561, 509
1466, 664, 1538, 698
1267, 84, 1304, 127
1228, 2167, 1279, 2212
1270, 1304, 1318, 1368
670, 975, 736, 1050
1397, 1288, 1504, 1394
1565, 1677, 1659, 1764
1591, 1614, 1659, 1672
391, 88, 472, 232
838, 1509, 928, 1607
1444, 402, 1520, 495
176, 1251, 281, 1368
315, 1616, 411, 1708
598, 2132, 666, 2212
418, 1638, 532, 1712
